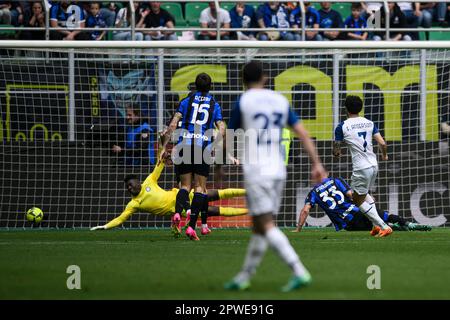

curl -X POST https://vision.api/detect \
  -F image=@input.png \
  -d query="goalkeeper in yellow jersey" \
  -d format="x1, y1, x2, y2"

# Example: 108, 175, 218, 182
89, 159, 247, 235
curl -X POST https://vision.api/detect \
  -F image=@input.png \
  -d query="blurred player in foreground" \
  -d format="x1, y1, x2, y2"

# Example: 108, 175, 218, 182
333, 95, 393, 237
224, 61, 328, 292
293, 176, 432, 233
90, 155, 247, 233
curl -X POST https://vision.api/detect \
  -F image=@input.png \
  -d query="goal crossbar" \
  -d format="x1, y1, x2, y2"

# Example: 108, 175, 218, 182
2, 40, 450, 49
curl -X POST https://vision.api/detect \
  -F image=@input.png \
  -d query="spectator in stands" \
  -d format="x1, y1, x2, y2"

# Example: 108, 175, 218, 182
435, 2, 448, 27
137, 1, 177, 41
416, 2, 435, 30
99, 2, 116, 28
286, 2, 298, 12
0, 1, 12, 24
289, 1, 321, 40
20, 1, 45, 40
345, 2, 368, 40
80, 1, 115, 28
360, 1, 382, 20
86, 2, 107, 41
256, 2, 294, 41
111, 104, 156, 166
397, 1, 419, 39
10, 1, 29, 27
318, 2, 344, 41
113, 1, 143, 41
373, 2, 412, 41
106, 2, 119, 15
229, 1, 257, 40
199, 1, 231, 40
50, 0, 90, 40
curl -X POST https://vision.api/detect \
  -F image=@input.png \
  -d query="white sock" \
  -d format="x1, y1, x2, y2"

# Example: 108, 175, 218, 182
364, 195, 384, 227
234, 234, 268, 283
359, 202, 388, 230
265, 227, 307, 277
202, 224, 208, 229
365, 194, 375, 204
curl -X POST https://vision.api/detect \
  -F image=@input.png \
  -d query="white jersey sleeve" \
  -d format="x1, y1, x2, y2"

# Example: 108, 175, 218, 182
335, 116, 379, 171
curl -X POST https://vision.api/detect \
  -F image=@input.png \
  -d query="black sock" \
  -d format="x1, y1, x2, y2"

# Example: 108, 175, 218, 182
386, 213, 407, 226
201, 198, 209, 225
175, 189, 190, 214
189, 193, 207, 229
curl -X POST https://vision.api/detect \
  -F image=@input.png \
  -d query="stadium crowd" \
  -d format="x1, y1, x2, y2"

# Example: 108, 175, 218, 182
2, 1, 450, 41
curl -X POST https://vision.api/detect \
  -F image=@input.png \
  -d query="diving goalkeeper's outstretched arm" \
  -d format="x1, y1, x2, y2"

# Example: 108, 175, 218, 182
90, 203, 137, 230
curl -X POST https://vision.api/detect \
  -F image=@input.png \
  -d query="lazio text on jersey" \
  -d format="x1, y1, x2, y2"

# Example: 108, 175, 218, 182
176, 92, 223, 147
306, 177, 359, 231
335, 117, 379, 171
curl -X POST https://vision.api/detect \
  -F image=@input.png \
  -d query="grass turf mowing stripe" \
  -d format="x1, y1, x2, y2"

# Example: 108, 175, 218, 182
1, 229, 449, 299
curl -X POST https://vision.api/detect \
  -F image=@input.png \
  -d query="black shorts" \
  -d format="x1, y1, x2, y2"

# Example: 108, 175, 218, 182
174, 144, 210, 178
175, 162, 210, 178
344, 212, 372, 231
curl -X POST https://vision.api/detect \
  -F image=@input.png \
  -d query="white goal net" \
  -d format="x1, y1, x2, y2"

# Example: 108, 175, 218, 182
0, 42, 448, 228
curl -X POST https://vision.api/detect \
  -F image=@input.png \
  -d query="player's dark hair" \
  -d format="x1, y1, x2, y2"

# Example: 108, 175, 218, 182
351, 2, 362, 10
242, 60, 264, 86
195, 73, 212, 93
124, 174, 139, 183
345, 95, 363, 114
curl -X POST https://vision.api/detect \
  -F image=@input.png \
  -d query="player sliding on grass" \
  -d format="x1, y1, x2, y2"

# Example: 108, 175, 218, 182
333, 95, 393, 237
89, 158, 247, 232
224, 61, 328, 292
293, 176, 432, 233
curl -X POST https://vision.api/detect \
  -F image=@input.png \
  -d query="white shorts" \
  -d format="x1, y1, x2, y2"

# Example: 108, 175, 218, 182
351, 166, 378, 195
244, 179, 285, 216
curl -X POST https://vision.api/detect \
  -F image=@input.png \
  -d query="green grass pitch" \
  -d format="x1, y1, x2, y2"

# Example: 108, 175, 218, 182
1, 228, 449, 300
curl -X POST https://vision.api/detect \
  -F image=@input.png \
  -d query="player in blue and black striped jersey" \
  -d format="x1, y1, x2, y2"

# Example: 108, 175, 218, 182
293, 177, 431, 233
161, 73, 227, 240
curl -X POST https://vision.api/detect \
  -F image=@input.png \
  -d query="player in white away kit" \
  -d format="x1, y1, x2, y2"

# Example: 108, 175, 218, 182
333, 95, 393, 237
224, 61, 327, 292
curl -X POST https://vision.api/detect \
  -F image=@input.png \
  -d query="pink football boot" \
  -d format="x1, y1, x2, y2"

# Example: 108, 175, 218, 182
201, 227, 212, 235
185, 226, 200, 241
171, 213, 181, 236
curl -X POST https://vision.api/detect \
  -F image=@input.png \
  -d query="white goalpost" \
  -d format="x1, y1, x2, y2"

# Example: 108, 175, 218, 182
0, 41, 448, 229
